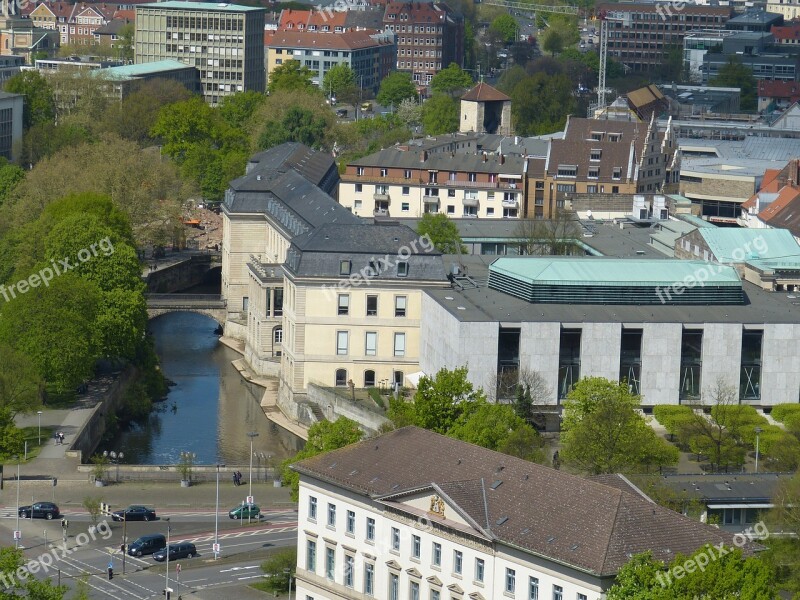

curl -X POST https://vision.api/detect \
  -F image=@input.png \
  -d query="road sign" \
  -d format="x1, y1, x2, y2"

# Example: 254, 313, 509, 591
246, 495, 254, 505
13, 531, 20, 540
212, 543, 221, 554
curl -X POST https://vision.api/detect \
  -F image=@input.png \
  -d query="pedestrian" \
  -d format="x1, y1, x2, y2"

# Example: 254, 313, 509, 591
59, 432, 65, 445
232, 472, 238, 487
54, 432, 59, 445
236, 471, 243, 485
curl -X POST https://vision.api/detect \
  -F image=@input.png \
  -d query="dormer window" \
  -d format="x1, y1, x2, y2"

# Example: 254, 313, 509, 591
557, 165, 577, 178
612, 167, 622, 180
357, 167, 364, 176
609, 133, 621, 142
340, 260, 351, 276
590, 131, 602, 141
590, 149, 601, 161
397, 261, 409, 277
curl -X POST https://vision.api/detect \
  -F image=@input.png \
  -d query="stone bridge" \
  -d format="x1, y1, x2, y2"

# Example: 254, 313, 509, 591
146, 294, 227, 325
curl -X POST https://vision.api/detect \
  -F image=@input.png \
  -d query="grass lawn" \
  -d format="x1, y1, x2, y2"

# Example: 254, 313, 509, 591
19, 425, 55, 462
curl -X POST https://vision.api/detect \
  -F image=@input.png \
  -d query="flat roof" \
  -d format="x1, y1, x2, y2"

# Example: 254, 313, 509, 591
138, 1, 264, 12
93, 59, 193, 79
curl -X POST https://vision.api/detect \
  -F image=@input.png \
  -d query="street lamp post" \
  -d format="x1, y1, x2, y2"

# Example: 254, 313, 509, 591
103, 450, 124, 483
755, 426, 763, 473
164, 517, 171, 599
214, 463, 225, 560
283, 567, 293, 599
247, 432, 259, 524
37, 411, 42, 446
13, 455, 20, 549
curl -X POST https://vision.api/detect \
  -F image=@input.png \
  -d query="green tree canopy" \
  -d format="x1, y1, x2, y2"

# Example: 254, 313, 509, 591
376, 72, 417, 109
489, 13, 518, 44
0, 546, 68, 599
5, 70, 55, 129
151, 96, 221, 161
218, 90, 267, 129
430, 63, 473, 96
416, 213, 466, 254
542, 28, 565, 56
421, 94, 459, 135
258, 106, 329, 151
410, 367, 486, 434
560, 377, 679, 475
268, 60, 316, 94
0, 344, 41, 417
322, 64, 356, 99
510, 71, 576, 135
448, 402, 538, 452
711, 56, 757, 111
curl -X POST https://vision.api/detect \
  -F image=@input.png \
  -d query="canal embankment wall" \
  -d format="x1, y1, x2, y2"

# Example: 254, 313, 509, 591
145, 254, 218, 293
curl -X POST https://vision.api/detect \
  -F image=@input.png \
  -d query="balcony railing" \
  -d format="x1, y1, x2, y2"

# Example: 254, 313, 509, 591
502, 199, 519, 208
374, 208, 390, 217
444, 180, 521, 190
423, 195, 440, 204
373, 193, 390, 202
341, 174, 424, 185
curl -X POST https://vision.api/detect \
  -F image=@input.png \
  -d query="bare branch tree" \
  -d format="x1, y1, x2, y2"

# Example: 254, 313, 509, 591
514, 210, 581, 256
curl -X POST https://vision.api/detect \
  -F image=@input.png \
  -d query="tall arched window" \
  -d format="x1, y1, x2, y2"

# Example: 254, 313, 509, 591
364, 370, 376, 388
335, 369, 347, 387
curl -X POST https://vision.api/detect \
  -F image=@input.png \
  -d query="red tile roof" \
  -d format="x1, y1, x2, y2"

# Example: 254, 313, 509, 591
759, 185, 800, 221
278, 8, 347, 31
771, 22, 800, 41
758, 79, 800, 102
461, 82, 509, 102
266, 29, 389, 51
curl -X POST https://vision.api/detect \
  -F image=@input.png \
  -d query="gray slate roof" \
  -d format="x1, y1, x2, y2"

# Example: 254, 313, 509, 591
350, 146, 525, 175
656, 473, 792, 503
284, 222, 447, 281
293, 427, 755, 577
246, 142, 340, 195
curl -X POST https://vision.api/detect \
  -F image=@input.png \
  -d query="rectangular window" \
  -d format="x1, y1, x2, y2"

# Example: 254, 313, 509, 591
475, 558, 484, 582
397, 261, 409, 277
453, 550, 462, 574
412, 534, 421, 558
431, 591, 440, 600
410, 581, 420, 600
366, 517, 375, 541
741, 330, 763, 400
557, 165, 577, 177
559, 328, 582, 399
338, 294, 349, 316
506, 568, 516, 593
366, 295, 378, 316
365, 332, 377, 356
391, 527, 400, 551
346, 510, 355, 534
553, 585, 563, 600
355, 183, 363, 193
364, 563, 375, 595
590, 149, 602, 161
680, 330, 703, 401
588, 167, 599, 179
327, 503, 336, 527
326, 547, 335, 579
404, 169, 412, 178
402, 186, 410, 195
612, 167, 622, 180
306, 540, 316, 572
394, 333, 406, 357
344, 554, 354, 587
309, 496, 317, 520
340, 260, 351, 275
577, 594, 587, 600
336, 331, 349, 356
390, 573, 399, 600
529, 577, 539, 600
395, 296, 407, 318
432, 542, 441, 566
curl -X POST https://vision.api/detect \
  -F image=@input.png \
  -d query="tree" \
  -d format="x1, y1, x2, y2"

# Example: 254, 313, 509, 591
430, 63, 473, 96
257, 106, 329, 151
711, 56, 757, 111
281, 417, 364, 500
0, 546, 68, 599
0, 158, 24, 208
218, 91, 267, 129
447, 402, 538, 453
497, 426, 547, 463
515, 211, 581, 255
117, 23, 134, 62
5, 70, 55, 129
607, 549, 775, 600
541, 28, 565, 56
510, 72, 576, 135
489, 13, 518, 45
412, 367, 486, 434
376, 72, 417, 109
421, 94, 459, 135
396, 97, 422, 130
416, 213, 465, 254
560, 377, 679, 475
322, 64, 356, 99
250, 89, 336, 152
259, 548, 296, 594
763, 471, 800, 595
268, 60, 316, 94
150, 97, 220, 161
0, 344, 41, 417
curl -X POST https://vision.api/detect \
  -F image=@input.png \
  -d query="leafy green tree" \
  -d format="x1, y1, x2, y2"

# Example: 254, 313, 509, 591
0, 546, 68, 599
542, 28, 565, 57
430, 63, 473, 96
412, 367, 486, 434
421, 94, 459, 135
763, 471, 800, 596
0, 158, 23, 208
150, 97, 220, 161
117, 23, 135, 61
448, 403, 532, 451
0, 344, 41, 417
218, 91, 267, 129
257, 106, 328, 151
387, 396, 417, 428
5, 70, 55, 129
281, 417, 364, 500
489, 13, 518, 44
560, 377, 679, 475
322, 64, 356, 99
712, 56, 757, 111
608, 549, 775, 600
376, 72, 417, 109
511, 72, 576, 135
396, 97, 422, 130
268, 60, 316, 94
514, 384, 534, 423
416, 213, 466, 254
258, 548, 296, 594
497, 426, 547, 463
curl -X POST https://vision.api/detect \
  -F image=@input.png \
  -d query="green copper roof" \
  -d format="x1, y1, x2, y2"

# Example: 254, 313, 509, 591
92, 59, 192, 80
138, 1, 264, 12
698, 228, 800, 264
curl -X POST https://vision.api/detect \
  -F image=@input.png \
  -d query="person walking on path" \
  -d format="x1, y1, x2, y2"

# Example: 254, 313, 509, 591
236, 471, 243, 486
232, 472, 239, 487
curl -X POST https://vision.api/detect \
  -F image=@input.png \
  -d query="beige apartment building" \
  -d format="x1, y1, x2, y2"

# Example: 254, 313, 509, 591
339, 147, 527, 219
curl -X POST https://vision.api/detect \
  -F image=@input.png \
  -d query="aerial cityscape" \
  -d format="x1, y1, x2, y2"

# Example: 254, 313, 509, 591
0, 0, 798, 597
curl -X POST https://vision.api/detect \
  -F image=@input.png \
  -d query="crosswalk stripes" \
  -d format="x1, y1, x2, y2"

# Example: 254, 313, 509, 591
101, 524, 297, 554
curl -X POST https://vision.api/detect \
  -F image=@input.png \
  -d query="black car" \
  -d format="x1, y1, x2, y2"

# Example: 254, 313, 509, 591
127, 534, 166, 557
112, 505, 157, 522
18, 502, 60, 520
152, 542, 197, 562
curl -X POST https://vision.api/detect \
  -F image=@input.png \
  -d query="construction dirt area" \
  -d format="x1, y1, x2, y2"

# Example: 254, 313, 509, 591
182, 203, 223, 251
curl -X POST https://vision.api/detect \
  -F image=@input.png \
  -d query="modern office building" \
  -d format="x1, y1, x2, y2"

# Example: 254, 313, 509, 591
0, 90, 22, 162
91, 59, 201, 99
135, 1, 265, 104
292, 426, 754, 600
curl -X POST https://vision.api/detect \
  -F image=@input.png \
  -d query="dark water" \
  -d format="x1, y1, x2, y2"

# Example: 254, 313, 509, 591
109, 312, 303, 465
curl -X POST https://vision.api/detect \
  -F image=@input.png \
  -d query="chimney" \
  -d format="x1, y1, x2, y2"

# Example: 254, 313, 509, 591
793, 159, 800, 186
499, 153, 504, 165
482, 152, 487, 162
420, 150, 427, 162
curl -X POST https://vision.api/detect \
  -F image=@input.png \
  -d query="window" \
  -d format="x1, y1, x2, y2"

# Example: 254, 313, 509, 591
404, 169, 412, 178
390, 573, 399, 600
346, 510, 355, 534
336, 331, 349, 355
326, 547, 335, 579
391, 527, 400, 551
364, 369, 376, 387
366, 295, 378, 316
394, 333, 406, 357
338, 294, 350, 316
395, 296, 407, 317
432, 542, 441, 566
506, 568, 516, 593
380, 168, 388, 177
410, 581, 420, 600
365, 332, 377, 356
412, 534, 421, 558
357, 167, 365, 176
340, 260, 351, 275
577, 595, 587, 600
590, 149, 602, 161
364, 563, 375, 595
344, 554, 354, 587
431, 591, 440, 600
612, 167, 622, 180
308, 496, 317, 520
552, 585, 563, 600
397, 261, 409, 277
557, 165, 577, 177
454, 550, 462, 574
402, 186, 410, 195
529, 577, 539, 600
306, 540, 317, 572
274, 328, 283, 344
355, 183, 363, 193
447, 205, 455, 214
335, 368, 347, 386
475, 558, 484, 582
588, 167, 599, 179
242, 296, 249, 312
366, 517, 375, 541
327, 503, 336, 527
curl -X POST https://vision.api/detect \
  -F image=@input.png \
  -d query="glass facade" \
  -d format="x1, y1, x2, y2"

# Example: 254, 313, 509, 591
680, 330, 703, 402
558, 329, 581, 399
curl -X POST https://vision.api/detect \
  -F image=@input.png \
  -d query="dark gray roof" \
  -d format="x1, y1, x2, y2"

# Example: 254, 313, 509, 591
284, 222, 447, 281
656, 473, 792, 503
343, 7, 384, 30
246, 142, 340, 195
350, 146, 525, 175
294, 427, 755, 577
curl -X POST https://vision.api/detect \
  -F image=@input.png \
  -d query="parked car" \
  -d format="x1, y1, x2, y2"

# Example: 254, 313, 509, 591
127, 534, 166, 557
18, 502, 60, 520
153, 542, 197, 562
112, 505, 157, 522
229, 503, 260, 519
